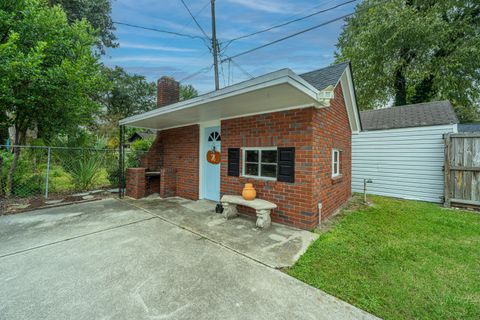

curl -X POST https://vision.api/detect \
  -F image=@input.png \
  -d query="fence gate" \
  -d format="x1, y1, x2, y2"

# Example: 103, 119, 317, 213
444, 133, 480, 208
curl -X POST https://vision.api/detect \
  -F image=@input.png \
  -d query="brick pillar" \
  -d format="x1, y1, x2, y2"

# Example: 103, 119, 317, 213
160, 168, 177, 198
157, 77, 180, 107
126, 168, 146, 199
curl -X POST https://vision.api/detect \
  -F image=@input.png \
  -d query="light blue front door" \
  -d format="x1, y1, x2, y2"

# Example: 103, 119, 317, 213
203, 126, 221, 201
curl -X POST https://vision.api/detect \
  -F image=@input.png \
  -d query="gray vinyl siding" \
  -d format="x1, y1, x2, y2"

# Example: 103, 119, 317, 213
352, 124, 456, 203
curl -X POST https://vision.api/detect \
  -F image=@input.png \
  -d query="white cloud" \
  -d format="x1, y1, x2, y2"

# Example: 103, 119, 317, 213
103, 55, 210, 66
224, 0, 293, 13
120, 42, 197, 53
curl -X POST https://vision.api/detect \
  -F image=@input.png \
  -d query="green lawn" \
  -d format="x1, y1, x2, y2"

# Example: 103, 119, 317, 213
288, 195, 480, 320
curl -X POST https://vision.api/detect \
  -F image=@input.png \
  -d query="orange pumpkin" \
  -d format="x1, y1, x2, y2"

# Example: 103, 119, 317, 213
207, 150, 221, 164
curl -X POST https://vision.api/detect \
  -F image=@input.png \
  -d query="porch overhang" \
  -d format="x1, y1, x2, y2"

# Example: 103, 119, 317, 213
119, 69, 324, 130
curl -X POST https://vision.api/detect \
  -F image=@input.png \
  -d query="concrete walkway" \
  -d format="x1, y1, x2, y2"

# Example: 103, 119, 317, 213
124, 196, 318, 268
0, 199, 379, 320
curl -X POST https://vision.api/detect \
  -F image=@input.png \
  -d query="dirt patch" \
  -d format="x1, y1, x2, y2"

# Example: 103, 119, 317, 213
0, 191, 117, 216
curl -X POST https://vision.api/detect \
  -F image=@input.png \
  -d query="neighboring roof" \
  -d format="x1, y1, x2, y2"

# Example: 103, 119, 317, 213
299, 62, 349, 91
128, 130, 156, 143
458, 123, 480, 132
360, 101, 459, 131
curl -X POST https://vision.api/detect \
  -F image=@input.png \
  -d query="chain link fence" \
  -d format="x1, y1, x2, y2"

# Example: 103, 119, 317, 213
0, 145, 123, 198
0, 145, 150, 213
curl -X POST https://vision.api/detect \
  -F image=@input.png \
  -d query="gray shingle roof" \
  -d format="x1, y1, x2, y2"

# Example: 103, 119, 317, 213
458, 123, 480, 132
128, 130, 156, 143
360, 101, 458, 131
299, 62, 349, 90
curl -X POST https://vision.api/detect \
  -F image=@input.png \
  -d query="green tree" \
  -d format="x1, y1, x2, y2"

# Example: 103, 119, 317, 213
0, 0, 106, 193
335, 0, 480, 122
94, 66, 156, 138
102, 66, 157, 121
48, 0, 117, 53
180, 84, 199, 101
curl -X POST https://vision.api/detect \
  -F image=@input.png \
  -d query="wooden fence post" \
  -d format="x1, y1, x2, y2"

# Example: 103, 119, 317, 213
444, 133, 451, 207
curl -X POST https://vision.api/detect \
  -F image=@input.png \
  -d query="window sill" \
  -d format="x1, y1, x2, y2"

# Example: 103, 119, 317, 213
331, 175, 344, 184
241, 175, 277, 182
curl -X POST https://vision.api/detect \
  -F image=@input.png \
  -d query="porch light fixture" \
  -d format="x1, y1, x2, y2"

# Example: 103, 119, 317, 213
317, 85, 335, 107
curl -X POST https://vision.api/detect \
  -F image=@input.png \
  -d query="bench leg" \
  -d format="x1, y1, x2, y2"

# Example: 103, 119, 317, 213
222, 202, 238, 220
256, 209, 271, 229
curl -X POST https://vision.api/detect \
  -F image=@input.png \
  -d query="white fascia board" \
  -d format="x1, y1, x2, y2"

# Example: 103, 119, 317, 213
119, 68, 320, 126
340, 65, 361, 134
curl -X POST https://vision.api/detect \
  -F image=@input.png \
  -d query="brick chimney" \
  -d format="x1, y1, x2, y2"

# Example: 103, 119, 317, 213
157, 76, 180, 107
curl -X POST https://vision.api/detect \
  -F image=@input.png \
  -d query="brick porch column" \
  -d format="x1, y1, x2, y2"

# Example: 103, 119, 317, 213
126, 168, 146, 199
160, 168, 177, 198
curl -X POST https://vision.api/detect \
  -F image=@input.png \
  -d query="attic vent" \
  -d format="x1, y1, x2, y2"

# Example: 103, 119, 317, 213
317, 85, 335, 106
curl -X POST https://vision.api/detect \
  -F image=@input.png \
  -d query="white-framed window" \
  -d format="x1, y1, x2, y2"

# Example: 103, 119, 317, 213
242, 147, 278, 180
332, 149, 341, 177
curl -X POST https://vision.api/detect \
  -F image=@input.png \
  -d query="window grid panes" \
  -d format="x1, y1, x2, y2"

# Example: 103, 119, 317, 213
243, 149, 278, 179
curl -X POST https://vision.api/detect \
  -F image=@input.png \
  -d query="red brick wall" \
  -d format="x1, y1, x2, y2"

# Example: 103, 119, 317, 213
140, 138, 163, 171
133, 83, 352, 229
126, 168, 146, 199
312, 83, 352, 220
220, 109, 318, 230
220, 84, 352, 229
141, 125, 199, 200
157, 76, 180, 107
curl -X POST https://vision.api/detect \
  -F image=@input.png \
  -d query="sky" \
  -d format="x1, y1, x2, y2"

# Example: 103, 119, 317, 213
102, 0, 359, 93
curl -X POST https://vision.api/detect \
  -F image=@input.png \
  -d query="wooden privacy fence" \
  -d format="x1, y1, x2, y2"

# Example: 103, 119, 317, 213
444, 133, 480, 208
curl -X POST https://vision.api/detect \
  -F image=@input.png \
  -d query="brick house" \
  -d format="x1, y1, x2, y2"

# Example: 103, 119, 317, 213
121, 62, 361, 230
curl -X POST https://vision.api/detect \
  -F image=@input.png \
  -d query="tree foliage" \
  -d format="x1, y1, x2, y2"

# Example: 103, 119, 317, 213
101, 66, 157, 121
98, 68, 199, 122
95, 67, 199, 140
180, 84, 199, 101
0, 0, 106, 193
48, 0, 117, 53
0, 0, 106, 141
335, 0, 480, 122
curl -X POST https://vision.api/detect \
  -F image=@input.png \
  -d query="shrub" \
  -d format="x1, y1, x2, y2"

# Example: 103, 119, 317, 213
126, 138, 153, 168
0, 149, 44, 197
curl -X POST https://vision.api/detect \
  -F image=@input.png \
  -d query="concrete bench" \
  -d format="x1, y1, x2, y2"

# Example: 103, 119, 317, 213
221, 195, 277, 229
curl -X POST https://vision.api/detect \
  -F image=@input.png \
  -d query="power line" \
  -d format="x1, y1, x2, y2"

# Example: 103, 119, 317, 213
196, 1, 211, 16
220, 59, 227, 87
112, 21, 206, 41
178, 64, 214, 83
161, 0, 211, 48
221, 0, 389, 63
180, 0, 210, 40
227, 58, 254, 79
221, 0, 359, 52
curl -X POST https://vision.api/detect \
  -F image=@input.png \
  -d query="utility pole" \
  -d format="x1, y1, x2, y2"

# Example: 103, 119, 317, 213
211, 0, 220, 90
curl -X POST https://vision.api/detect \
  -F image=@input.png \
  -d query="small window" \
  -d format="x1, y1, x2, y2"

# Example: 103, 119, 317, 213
208, 131, 221, 142
243, 148, 278, 180
332, 149, 341, 177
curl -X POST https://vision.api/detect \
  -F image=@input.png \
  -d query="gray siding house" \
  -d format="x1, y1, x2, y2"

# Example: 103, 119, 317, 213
352, 101, 458, 203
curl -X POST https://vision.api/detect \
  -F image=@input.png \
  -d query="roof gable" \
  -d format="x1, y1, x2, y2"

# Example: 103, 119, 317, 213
299, 62, 349, 91
360, 101, 458, 131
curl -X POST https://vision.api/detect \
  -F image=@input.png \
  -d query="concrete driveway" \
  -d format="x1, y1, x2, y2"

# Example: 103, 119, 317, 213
0, 199, 378, 320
